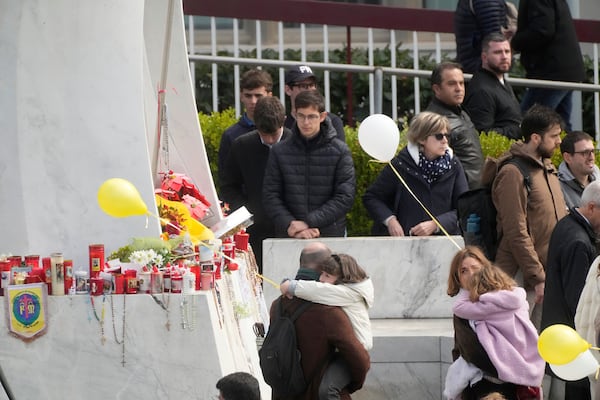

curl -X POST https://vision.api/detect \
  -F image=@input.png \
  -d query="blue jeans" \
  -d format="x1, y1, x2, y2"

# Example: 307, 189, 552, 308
521, 88, 573, 131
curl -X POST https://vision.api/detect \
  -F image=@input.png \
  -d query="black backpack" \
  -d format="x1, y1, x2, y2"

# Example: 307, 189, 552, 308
457, 156, 531, 261
259, 299, 312, 397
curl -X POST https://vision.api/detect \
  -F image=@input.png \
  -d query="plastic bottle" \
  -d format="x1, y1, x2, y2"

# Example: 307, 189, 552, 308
465, 213, 482, 247
466, 214, 481, 234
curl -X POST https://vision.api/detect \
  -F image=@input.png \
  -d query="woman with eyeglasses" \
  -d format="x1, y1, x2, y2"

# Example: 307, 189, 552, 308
363, 111, 468, 236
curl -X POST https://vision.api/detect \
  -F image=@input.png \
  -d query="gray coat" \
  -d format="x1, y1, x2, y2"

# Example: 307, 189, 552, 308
558, 161, 600, 210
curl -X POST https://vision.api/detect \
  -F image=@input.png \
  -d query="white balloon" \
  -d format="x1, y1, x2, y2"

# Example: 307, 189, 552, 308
358, 114, 400, 162
550, 349, 599, 381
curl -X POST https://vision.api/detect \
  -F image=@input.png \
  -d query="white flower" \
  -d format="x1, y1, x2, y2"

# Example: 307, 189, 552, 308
130, 249, 163, 267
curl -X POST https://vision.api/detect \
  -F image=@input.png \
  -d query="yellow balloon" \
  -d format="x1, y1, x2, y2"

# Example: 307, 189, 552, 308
538, 324, 591, 365
97, 178, 148, 218
155, 195, 214, 244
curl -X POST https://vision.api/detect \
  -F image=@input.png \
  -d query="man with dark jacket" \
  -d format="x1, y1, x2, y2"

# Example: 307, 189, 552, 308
426, 62, 483, 189
464, 32, 522, 140
270, 242, 370, 400
511, 0, 585, 131
218, 69, 273, 185
454, 0, 513, 74
263, 90, 356, 239
541, 181, 600, 399
220, 96, 291, 271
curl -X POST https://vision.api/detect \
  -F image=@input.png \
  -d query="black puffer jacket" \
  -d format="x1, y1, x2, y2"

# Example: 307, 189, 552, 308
263, 118, 356, 237
454, 0, 507, 74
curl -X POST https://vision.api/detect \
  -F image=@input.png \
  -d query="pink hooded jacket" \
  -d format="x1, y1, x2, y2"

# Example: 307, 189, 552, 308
453, 287, 545, 386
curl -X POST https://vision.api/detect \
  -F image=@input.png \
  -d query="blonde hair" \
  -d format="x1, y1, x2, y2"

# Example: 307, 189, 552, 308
406, 111, 450, 145
447, 246, 491, 297
320, 253, 367, 284
468, 264, 516, 301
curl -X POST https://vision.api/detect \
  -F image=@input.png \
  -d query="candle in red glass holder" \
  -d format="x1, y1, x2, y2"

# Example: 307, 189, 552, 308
90, 277, 103, 296
88, 244, 104, 279
222, 237, 235, 263
8, 255, 22, 268
200, 272, 214, 290
114, 274, 125, 294
163, 269, 171, 292
189, 265, 201, 290
171, 274, 182, 293
150, 267, 163, 294
125, 270, 137, 294
213, 258, 222, 280
24, 255, 40, 269
63, 260, 74, 294
234, 230, 250, 251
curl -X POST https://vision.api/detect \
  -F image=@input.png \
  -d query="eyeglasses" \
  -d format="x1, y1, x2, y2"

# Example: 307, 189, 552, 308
296, 112, 322, 122
431, 133, 451, 141
293, 82, 317, 90
572, 149, 598, 157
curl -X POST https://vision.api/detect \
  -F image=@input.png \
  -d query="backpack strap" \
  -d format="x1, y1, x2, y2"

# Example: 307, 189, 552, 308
503, 157, 532, 194
278, 299, 312, 321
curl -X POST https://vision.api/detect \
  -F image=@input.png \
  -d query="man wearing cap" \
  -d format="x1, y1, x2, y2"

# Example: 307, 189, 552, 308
218, 68, 273, 186
284, 65, 345, 141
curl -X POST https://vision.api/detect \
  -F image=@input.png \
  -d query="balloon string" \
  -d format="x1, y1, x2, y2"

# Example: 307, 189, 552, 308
380, 161, 462, 250
256, 273, 280, 289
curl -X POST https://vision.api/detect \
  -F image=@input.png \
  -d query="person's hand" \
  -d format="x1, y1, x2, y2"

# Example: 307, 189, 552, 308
279, 280, 293, 298
280, 280, 290, 295
534, 282, 545, 304
387, 217, 405, 236
287, 220, 309, 237
409, 220, 437, 236
294, 228, 320, 239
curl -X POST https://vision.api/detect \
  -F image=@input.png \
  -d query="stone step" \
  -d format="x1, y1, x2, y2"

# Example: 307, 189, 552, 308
356, 318, 454, 400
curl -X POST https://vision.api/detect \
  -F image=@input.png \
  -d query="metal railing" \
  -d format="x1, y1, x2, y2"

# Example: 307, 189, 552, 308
183, 0, 600, 135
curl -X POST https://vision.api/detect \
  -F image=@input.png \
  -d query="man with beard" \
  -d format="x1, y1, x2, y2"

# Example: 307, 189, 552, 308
464, 32, 522, 140
426, 61, 484, 189
485, 104, 567, 328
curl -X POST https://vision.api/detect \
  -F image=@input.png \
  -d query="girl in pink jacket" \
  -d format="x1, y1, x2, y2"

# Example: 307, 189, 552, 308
445, 246, 544, 400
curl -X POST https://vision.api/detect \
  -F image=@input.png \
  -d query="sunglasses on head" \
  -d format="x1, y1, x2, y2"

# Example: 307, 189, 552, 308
431, 133, 451, 141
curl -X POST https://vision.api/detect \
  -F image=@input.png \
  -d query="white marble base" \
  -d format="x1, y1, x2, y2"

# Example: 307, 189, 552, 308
263, 236, 464, 318
356, 319, 454, 400
0, 293, 234, 399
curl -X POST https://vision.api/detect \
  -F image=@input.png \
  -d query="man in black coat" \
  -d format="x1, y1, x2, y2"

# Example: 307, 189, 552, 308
541, 181, 600, 399
263, 90, 355, 239
220, 96, 291, 271
511, 0, 585, 131
218, 69, 273, 186
283, 65, 346, 142
454, 0, 512, 74
426, 61, 483, 189
464, 32, 522, 140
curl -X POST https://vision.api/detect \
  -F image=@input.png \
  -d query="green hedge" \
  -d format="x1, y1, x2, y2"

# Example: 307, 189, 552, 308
202, 109, 576, 236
